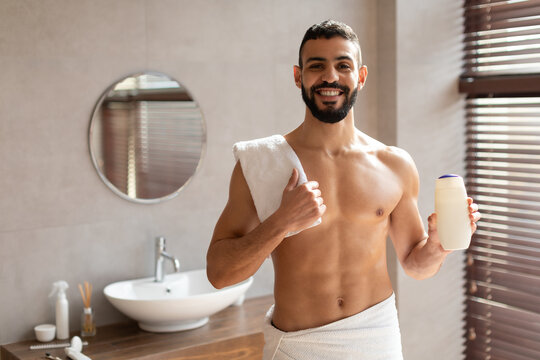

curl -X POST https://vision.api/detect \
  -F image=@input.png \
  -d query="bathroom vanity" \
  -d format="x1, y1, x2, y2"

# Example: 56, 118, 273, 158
0, 295, 273, 360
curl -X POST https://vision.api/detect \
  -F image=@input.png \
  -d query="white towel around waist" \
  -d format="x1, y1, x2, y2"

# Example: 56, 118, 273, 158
262, 293, 403, 360
233, 135, 321, 237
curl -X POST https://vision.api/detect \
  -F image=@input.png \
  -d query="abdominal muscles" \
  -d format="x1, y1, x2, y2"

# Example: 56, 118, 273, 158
270, 218, 394, 332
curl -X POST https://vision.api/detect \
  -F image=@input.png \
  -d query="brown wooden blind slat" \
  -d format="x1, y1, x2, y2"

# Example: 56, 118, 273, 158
469, 246, 540, 269
474, 207, 540, 222
466, 146, 540, 155
468, 188, 540, 204
468, 334, 540, 359
475, 229, 540, 247
466, 313, 540, 344
472, 238, 540, 262
464, 27, 540, 45
467, 163, 540, 174
475, 219, 540, 239
466, 196, 540, 213
466, 154, 540, 164
466, 324, 540, 355
468, 265, 540, 294
472, 255, 540, 277
467, 296, 540, 332
476, 215, 540, 231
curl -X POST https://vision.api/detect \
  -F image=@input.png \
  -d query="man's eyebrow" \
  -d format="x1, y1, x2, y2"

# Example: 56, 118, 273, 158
305, 57, 326, 64
336, 55, 354, 62
305, 55, 354, 64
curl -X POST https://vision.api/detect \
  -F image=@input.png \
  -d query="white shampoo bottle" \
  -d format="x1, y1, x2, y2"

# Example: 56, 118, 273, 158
49, 281, 69, 340
435, 174, 472, 250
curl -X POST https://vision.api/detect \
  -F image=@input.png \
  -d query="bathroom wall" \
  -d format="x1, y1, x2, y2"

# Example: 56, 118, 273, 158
0, 0, 379, 345
394, 1, 467, 359
377, 1, 467, 359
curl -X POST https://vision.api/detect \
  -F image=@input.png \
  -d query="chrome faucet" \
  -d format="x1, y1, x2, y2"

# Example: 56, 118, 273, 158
155, 236, 180, 282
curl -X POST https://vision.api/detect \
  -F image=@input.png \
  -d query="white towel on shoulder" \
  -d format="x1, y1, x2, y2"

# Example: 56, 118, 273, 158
232, 135, 321, 237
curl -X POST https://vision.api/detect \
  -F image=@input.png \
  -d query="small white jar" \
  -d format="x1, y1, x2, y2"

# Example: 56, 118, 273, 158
34, 324, 56, 342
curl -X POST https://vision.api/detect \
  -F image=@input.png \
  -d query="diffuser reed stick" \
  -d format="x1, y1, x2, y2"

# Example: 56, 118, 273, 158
78, 281, 96, 336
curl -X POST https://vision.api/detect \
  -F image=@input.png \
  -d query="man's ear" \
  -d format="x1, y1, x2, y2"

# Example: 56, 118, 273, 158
294, 65, 302, 89
358, 65, 368, 89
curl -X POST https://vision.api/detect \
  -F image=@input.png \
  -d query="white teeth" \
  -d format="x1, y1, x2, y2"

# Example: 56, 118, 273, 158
319, 90, 340, 96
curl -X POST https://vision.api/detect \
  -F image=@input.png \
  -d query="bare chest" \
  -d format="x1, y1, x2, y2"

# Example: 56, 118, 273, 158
298, 150, 403, 223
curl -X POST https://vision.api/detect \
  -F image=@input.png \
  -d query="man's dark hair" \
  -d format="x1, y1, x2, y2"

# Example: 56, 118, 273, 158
298, 20, 361, 68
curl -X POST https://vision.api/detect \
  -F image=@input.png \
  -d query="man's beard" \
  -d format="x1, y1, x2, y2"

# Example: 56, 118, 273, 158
301, 81, 358, 124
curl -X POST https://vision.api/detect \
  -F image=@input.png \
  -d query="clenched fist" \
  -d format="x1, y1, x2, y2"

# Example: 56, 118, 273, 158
274, 168, 326, 234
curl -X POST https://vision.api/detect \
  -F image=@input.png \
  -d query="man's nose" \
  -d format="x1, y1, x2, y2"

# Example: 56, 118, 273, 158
321, 66, 339, 83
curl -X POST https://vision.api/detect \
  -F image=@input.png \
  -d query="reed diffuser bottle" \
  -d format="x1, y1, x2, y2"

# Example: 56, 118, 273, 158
78, 281, 96, 337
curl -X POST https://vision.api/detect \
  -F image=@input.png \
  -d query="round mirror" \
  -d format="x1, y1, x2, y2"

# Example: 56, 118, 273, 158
89, 71, 206, 203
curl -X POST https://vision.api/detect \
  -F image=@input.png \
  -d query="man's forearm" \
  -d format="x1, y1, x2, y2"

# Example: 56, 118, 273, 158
206, 214, 289, 289
402, 235, 450, 280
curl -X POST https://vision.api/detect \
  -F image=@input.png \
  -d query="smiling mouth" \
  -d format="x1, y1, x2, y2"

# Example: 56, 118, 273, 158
316, 89, 343, 97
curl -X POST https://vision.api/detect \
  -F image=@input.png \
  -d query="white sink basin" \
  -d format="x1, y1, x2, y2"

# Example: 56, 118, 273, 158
104, 269, 253, 332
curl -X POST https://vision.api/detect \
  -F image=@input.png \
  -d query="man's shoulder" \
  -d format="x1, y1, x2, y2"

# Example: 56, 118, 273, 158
352, 132, 415, 170
378, 145, 413, 162
375, 145, 418, 180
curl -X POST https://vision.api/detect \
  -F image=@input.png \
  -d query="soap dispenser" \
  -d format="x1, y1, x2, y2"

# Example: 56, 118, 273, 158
49, 281, 69, 340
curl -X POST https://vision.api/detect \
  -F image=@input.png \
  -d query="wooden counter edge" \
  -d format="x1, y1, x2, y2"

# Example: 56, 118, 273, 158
1, 295, 274, 360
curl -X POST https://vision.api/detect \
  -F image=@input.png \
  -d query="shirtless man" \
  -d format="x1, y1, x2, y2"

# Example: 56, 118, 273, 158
207, 20, 480, 359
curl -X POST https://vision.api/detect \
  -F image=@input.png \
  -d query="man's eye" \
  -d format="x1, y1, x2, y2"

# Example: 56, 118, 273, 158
309, 64, 323, 69
339, 64, 352, 69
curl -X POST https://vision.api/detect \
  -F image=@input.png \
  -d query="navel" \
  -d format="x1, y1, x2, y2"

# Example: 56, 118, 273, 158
337, 297, 345, 307
376, 208, 384, 217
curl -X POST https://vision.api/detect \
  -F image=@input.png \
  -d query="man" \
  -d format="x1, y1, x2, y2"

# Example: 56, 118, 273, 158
207, 20, 480, 360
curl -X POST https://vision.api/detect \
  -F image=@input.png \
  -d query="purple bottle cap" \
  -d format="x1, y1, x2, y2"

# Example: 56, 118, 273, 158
438, 174, 460, 179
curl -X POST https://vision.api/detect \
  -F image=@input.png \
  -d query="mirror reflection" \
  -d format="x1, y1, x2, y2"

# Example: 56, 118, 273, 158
89, 72, 205, 203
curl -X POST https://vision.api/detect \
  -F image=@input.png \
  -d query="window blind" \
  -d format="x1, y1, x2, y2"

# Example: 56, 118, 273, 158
135, 100, 204, 199
462, 1, 540, 359
464, 97, 540, 359
461, 0, 540, 95
101, 100, 203, 200
463, 0, 540, 77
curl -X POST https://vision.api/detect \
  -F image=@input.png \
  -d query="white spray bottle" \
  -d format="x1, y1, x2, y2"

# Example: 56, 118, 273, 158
49, 281, 69, 340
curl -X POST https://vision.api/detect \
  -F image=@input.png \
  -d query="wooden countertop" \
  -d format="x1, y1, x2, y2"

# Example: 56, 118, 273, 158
1, 295, 274, 360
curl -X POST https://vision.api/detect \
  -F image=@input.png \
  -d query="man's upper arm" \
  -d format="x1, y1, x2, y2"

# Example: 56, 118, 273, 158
210, 161, 260, 244
388, 148, 427, 265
